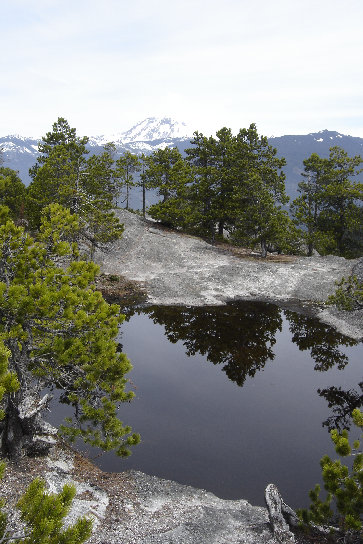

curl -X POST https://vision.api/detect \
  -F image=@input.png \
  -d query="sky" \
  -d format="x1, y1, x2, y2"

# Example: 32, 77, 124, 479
1, 0, 363, 139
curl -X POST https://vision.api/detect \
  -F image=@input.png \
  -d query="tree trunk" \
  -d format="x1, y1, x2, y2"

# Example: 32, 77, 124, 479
1, 388, 56, 459
261, 239, 267, 258
218, 221, 224, 237
125, 184, 129, 210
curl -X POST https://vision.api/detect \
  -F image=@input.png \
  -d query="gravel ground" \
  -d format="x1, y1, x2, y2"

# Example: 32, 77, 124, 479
96, 209, 362, 340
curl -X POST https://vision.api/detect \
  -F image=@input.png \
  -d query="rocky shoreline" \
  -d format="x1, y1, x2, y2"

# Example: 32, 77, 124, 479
3, 442, 312, 544
2, 209, 362, 544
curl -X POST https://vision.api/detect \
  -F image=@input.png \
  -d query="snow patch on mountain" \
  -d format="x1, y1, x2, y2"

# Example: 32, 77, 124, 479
91, 117, 193, 146
120, 117, 192, 142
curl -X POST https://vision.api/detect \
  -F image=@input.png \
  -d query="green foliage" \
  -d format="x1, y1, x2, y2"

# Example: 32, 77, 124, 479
292, 147, 363, 258
143, 124, 290, 253
0, 343, 91, 543
29, 117, 89, 179
26, 118, 124, 258
38, 203, 81, 258
227, 124, 289, 255
15, 478, 92, 544
0, 341, 20, 424
326, 275, 363, 311
115, 151, 141, 209
184, 129, 232, 241
0, 207, 139, 458
0, 205, 12, 226
298, 409, 363, 540
0, 475, 92, 544
142, 147, 194, 229
0, 167, 27, 222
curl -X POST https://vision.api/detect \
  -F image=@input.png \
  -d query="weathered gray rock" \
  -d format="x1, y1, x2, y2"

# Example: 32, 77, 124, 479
2, 445, 294, 544
111, 470, 277, 544
95, 209, 362, 340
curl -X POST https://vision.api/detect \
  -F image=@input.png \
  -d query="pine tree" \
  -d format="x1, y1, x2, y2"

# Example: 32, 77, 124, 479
319, 147, 363, 257
29, 117, 89, 180
326, 275, 363, 311
115, 151, 141, 210
292, 147, 363, 257
291, 153, 330, 256
185, 131, 221, 241
0, 344, 92, 544
298, 409, 363, 541
0, 167, 27, 222
26, 119, 124, 258
228, 124, 290, 256
0, 205, 139, 459
184, 124, 292, 253
142, 147, 194, 229
138, 153, 148, 217
15, 479, 93, 544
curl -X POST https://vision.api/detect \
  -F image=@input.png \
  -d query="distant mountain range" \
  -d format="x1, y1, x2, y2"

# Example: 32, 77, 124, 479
1, 118, 363, 203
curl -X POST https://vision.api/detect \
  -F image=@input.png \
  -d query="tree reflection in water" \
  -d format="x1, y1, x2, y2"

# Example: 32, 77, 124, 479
127, 302, 361, 431
318, 383, 363, 432
284, 310, 361, 430
285, 310, 358, 371
140, 302, 282, 387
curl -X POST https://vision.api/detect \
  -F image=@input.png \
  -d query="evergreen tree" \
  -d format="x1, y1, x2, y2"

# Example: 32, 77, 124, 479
0, 344, 92, 544
138, 153, 148, 217
292, 147, 363, 257
0, 205, 139, 459
115, 151, 141, 210
319, 147, 363, 257
298, 409, 363, 541
184, 124, 292, 252
29, 117, 89, 180
27, 119, 124, 258
0, 167, 27, 222
185, 131, 221, 241
142, 147, 194, 229
27, 143, 85, 225
326, 275, 363, 311
229, 124, 290, 256
291, 153, 330, 256
85, 144, 119, 204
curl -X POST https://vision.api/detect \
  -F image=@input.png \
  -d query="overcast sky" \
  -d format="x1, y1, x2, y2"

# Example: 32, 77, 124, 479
1, 0, 362, 139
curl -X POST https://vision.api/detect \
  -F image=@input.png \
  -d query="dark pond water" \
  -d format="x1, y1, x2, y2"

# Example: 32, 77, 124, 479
48, 301, 362, 508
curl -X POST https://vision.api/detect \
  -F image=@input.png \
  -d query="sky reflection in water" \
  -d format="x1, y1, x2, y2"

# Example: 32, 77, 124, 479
51, 302, 363, 508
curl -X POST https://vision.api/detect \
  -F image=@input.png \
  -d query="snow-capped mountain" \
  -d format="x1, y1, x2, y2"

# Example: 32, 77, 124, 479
88, 117, 192, 146
119, 117, 191, 143
1, 123, 362, 200
0, 134, 40, 181
1, 118, 193, 184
